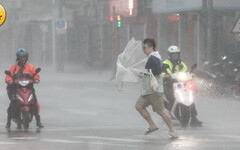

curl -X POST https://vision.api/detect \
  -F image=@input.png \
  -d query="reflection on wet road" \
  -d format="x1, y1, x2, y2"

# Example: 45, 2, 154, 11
0, 70, 240, 150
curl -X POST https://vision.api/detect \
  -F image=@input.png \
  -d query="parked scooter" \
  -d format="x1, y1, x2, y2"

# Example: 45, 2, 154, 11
232, 71, 240, 99
164, 64, 197, 127
5, 67, 41, 129
201, 56, 238, 85
195, 56, 239, 97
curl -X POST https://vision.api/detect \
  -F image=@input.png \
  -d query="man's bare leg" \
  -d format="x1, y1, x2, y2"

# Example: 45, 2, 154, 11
135, 103, 158, 130
157, 110, 177, 134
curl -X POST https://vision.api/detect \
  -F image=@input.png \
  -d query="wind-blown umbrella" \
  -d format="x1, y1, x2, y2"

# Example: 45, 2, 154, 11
115, 38, 147, 89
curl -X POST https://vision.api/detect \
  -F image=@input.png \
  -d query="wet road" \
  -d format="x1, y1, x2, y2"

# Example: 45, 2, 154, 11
0, 68, 240, 150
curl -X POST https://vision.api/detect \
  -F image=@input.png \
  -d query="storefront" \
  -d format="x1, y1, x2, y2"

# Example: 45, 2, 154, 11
153, 0, 240, 67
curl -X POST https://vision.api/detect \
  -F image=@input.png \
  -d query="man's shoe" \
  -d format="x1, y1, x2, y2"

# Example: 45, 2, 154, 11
144, 128, 158, 135
190, 117, 203, 127
169, 130, 179, 139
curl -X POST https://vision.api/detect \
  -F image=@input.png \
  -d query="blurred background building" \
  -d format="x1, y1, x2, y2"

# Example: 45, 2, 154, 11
0, 0, 240, 71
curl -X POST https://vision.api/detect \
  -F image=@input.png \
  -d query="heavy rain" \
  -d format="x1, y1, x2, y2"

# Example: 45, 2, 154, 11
0, 0, 240, 150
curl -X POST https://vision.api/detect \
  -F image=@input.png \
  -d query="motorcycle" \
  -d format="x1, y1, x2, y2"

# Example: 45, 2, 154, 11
5, 67, 41, 129
201, 56, 238, 84
163, 64, 197, 127
194, 55, 239, 98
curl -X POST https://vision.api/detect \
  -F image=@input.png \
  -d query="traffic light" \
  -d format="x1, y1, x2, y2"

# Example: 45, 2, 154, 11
109, 14, 123, 28
117, 15, 122, 28
109, 15, 113, 22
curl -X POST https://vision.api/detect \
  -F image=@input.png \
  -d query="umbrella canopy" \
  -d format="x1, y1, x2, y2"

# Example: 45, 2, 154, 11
115, 38, 148, 89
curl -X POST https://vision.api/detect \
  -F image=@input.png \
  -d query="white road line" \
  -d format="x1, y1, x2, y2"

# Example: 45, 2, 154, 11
41, 138, 139, 147
62, 109, 99, 115
43, 128, 71, 131
44, 125, 145, 131
210, 134, 240, 141
41, 138, 82, 144
74, 136, 148, 143
0, 141, 18, 145
10, 137, 38, 140
87, 141, 138, 147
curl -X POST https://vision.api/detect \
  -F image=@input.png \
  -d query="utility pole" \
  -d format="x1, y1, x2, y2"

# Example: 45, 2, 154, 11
52, 0, 57, 70
98, 3, 103, 73
199, 0, 208, 66
111, 7, 120, 77
55, 0, 66, 72
52, 0, 66, 72
179, 12, 188, 64
207, 0, 214, 62
40, 23, 48, 65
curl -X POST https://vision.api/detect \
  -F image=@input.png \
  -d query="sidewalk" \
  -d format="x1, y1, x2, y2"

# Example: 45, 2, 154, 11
40, 65, 115, 83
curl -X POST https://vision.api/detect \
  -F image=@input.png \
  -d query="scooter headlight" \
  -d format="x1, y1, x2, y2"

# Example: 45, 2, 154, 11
19, 80, 29, 86
175, 72, 190, 81
16, 94, 24, 102
177, 72, 186, 80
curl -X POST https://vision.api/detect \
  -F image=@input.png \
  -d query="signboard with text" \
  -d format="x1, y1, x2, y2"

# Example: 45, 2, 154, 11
153, 0, 240, 14
153, 0, 202, 13
213, 0, 240, 10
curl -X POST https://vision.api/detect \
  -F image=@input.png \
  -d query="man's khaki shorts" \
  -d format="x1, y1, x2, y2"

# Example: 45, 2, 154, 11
136, 93, 164, 113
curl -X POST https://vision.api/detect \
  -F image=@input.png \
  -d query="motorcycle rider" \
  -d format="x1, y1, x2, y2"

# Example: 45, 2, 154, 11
5, 48, 44, 129
162, 45, 203, 127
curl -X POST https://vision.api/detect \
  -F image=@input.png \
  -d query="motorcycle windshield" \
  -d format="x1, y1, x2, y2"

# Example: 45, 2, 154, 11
13, 73, 31, 80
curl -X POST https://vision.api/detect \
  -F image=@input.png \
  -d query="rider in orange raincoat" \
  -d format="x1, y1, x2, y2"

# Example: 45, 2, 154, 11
5, 48, 44, 129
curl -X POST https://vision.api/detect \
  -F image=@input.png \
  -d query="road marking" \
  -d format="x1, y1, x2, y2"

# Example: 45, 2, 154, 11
86, 141, 138, 147
210, 134, 240, 141
41, 138, 139, 147
44, 125, 145, 131
62, 109, 99, 115
0, 141, 18, 145
41, 138, 82, 144
10, 137, 38, 140
74, 136, 148, 143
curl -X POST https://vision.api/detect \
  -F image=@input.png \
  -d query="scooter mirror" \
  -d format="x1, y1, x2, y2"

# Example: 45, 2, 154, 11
35, 67, 41, 74
5, 70, 11, 76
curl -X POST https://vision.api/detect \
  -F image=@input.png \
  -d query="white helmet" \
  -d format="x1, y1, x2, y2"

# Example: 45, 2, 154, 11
167, 46, 180, 53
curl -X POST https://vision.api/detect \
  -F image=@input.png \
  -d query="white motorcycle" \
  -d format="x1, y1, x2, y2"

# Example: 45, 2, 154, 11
163, 64, 197, 127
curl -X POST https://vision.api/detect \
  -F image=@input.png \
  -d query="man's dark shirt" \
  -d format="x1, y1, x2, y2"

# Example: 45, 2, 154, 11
145, 55, 161, 75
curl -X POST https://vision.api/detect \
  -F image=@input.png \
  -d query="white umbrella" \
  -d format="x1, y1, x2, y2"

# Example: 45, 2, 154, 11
115, 38, 148, 89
